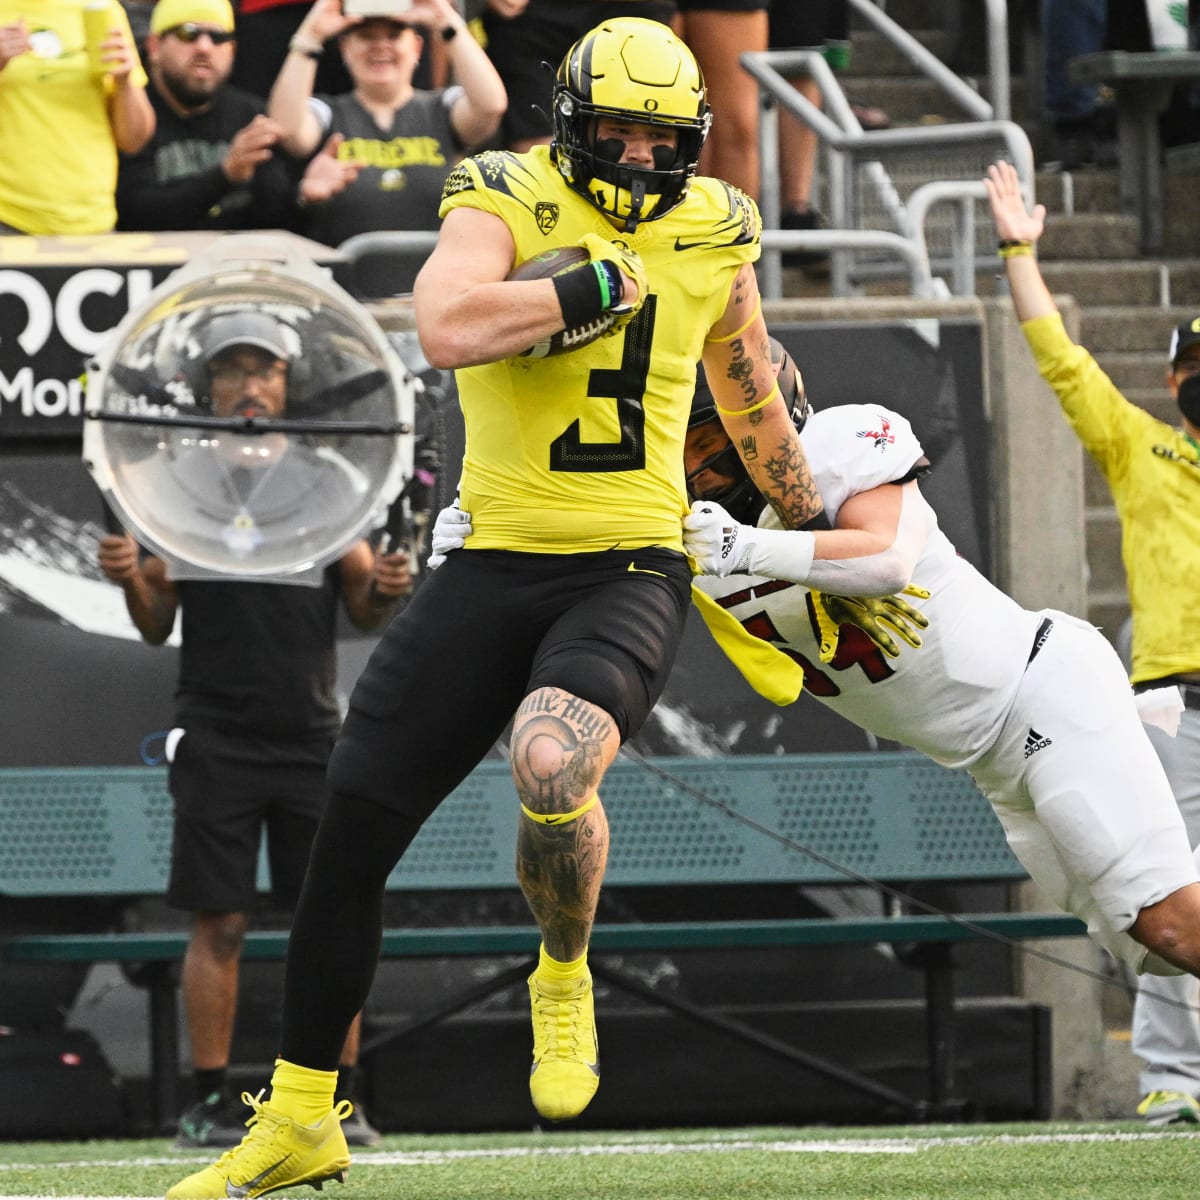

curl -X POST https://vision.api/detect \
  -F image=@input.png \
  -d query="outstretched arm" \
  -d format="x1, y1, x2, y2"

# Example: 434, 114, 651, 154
983, 160, 1057, 323
685, 480, 931, 596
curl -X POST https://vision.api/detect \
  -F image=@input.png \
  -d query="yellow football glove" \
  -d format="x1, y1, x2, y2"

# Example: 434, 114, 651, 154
810, 585, 931, 664
578, 232, 647, 321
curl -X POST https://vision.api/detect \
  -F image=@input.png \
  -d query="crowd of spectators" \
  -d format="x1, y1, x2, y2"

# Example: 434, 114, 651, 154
0, 0, 899, 292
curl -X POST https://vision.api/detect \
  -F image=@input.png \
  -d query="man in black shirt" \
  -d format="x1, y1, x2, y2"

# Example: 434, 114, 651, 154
97, 312, 411, 1148
116, 0, 349, 230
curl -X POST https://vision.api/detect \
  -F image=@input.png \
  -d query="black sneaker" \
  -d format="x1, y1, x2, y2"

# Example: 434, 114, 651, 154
173, 1091, 250, 1149
780, 207, 830, 271
338, 1101, 382, 1147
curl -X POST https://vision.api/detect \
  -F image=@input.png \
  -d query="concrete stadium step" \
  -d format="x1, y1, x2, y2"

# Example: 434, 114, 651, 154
1039, 261, 1168, 308
843, 28, 952, 77
1036, 261, 1200, 308
1078, 306, 1197, 354
1093, 351, 1178, 392
1035, 171, 1120, 216
1038, 213, 1140, 260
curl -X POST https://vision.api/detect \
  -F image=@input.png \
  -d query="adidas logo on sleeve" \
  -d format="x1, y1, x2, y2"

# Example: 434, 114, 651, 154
1023, 727, 1053, 759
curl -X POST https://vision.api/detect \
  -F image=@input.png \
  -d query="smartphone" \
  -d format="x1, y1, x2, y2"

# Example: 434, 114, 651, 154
343, 0, 414, 16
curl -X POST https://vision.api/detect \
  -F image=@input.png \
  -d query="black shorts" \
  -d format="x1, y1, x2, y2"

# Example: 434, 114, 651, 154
482, 1, 679, 146
166, 723, 335, 913
327, 545, 692, 819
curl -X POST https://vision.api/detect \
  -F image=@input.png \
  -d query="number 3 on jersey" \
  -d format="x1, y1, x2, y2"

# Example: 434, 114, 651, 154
549, 298, 656, 473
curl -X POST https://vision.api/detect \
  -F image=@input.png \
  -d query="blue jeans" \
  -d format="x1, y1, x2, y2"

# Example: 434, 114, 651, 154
1041, 0, 1108, 122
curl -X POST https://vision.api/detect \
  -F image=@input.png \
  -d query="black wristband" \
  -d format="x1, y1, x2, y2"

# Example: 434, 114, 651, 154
550, 263, 607, 328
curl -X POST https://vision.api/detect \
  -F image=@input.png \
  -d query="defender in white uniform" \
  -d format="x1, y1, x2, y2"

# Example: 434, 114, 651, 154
681, 384, 1200, 979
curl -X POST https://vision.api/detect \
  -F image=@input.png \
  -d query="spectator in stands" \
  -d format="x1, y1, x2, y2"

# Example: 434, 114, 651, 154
117, 0, 307, 231
767, 1, 889, 272
0, 0, 154, 234
986, 157, 1200, 1127
676, 0, 767, 199
97, 310, 412, 1150
268, 0, 506, 296
1040, 0, 1115, 169
478, 0, 677, 153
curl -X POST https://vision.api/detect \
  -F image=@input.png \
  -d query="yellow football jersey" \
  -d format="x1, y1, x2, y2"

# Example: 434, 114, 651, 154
438, 145, 760, 554
1024, 312, 1200, 683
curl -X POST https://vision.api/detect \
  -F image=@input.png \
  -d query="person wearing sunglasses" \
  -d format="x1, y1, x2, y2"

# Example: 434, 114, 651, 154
117, 0, 356, 231
266, 0, 506, 297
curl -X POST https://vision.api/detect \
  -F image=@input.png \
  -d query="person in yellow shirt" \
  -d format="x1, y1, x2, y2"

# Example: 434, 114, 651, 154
987, 158, 1200, 1129
0, 0, 154, 234
168, 17, 819, 1199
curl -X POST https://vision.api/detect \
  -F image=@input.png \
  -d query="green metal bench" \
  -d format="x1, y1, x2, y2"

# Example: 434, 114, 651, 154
0, 753, 1087, 1132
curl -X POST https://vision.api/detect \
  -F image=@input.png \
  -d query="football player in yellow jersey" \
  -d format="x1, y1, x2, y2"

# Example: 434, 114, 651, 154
987, 159, 1200, 1129
166, 17, 820, 1199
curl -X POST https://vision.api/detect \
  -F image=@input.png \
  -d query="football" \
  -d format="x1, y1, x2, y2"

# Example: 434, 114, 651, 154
507, 245, 619, 358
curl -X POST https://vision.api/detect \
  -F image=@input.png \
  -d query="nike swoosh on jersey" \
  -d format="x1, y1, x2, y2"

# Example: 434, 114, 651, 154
226, 1158, 290, 1198
673, 235, 725, 252
627, 562, 667, 578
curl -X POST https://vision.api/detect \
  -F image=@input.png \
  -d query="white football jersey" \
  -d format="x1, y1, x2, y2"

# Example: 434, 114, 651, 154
695, 404, 1045, 769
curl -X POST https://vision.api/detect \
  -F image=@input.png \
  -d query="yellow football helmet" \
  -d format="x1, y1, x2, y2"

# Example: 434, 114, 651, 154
552, 17, 711, 230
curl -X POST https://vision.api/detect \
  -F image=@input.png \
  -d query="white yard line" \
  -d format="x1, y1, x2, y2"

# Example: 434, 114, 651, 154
0, 1124, 1193, 1187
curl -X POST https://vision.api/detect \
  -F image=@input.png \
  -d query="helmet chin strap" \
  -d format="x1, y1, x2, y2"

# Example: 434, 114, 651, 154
623, 176, 647, 232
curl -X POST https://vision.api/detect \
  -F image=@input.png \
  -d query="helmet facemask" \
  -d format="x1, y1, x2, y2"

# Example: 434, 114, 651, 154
552, 18, 711, 231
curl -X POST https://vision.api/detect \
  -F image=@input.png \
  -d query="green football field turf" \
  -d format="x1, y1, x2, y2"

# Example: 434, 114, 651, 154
0, 1122, 1197, 1200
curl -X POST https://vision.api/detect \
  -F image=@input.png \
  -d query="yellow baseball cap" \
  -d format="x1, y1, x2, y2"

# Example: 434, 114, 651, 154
150, 0, 236, 35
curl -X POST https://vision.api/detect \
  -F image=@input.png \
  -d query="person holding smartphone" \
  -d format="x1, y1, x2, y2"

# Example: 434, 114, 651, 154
267, 0, 506, 296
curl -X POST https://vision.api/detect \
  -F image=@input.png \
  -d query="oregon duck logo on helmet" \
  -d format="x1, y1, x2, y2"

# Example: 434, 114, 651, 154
551, 17, 711, 231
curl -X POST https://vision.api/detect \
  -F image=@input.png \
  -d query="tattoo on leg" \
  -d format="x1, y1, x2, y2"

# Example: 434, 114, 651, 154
517, 809, 609, 961
511, 689, 615, 960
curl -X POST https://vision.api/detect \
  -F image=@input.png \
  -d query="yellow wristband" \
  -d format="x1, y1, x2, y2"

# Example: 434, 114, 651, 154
715, 381, 780, 418
704, 298, 763, 344
998, 241, 1033, 259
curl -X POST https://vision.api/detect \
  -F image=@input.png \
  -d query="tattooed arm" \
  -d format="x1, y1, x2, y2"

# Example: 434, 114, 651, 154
701, 264, 821, 530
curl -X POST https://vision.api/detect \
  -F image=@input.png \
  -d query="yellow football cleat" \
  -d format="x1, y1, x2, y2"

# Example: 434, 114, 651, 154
527, 968, 600, 1121
165, 1091, 352, 1199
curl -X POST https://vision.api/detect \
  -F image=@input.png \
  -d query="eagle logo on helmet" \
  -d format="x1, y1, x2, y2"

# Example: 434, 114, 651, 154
550, 17, 712, 232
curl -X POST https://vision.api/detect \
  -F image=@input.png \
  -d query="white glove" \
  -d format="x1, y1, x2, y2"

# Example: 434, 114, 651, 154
427, 500, 473, 569
684, 499, 818, 582
683, 500, 759, 576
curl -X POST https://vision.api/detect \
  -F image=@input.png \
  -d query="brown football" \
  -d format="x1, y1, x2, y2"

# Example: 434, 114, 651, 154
507, 245, 618, 358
